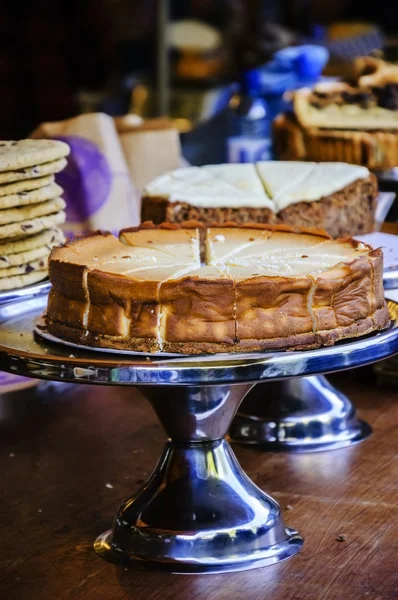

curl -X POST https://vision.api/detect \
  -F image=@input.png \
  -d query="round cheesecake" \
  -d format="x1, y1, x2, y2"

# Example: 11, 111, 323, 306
46, 223, 389, 354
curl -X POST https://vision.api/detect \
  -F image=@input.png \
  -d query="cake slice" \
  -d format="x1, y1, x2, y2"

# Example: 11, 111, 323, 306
141, 166, 276, 226
205, 163, 269, 197
205, 226, 273, 266
120, 225, 201, 267
48, 226, 202, 351
206, 226, 330, 269
160, 266, 236, 353
271, 162, 370, 212
255, 161, 315, 200
294, 57, 398, 131
85, 263, 197, 351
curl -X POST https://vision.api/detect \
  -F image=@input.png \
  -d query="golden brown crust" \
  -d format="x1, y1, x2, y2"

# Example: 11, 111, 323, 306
235, 276, 314, 342
47, 305, 389, 354
47, 228, 389, 355
46, 318, 159, 353
160, 275, 235, 345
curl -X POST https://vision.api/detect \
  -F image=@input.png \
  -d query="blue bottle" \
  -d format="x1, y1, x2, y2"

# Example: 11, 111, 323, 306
227, 69, 273, 163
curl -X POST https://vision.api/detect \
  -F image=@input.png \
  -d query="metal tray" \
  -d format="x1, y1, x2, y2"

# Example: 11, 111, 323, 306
0, 293, 397, 386
0, 279, 51, 306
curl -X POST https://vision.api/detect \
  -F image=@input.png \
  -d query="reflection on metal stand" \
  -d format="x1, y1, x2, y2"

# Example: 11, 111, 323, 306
229, 376, 371, 453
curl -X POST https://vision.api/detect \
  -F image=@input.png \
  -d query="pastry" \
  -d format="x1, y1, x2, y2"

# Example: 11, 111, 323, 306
0, 157, 67, 185
0, 197, 65, 225
0, 183, 63, 209
0, 139, 69, 291
0, 256, 48, 278
0, 140, 69, 171
0, 269, 48, 291
0, 211, 66, 241
0, 243, 57, 268
273, 57, 398, 170
0, 175, 54, 197
141, 162, 377, 238
46, 222, 389, 354
0, 228, 64, 257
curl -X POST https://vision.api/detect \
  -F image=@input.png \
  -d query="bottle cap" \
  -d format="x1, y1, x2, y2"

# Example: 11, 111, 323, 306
274, 45, 329, 80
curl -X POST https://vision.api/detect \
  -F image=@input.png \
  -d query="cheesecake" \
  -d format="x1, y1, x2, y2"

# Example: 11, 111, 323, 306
274, 57, 398, 170
141, 162, 377, 238
46, 222, 389, 354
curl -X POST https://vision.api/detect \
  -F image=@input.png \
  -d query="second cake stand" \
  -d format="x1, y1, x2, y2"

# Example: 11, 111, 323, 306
229, 375, 371, 452
0, 295, 397, 573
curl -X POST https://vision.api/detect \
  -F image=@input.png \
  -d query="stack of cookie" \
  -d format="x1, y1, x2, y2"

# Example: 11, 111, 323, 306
0, 139, 69, 291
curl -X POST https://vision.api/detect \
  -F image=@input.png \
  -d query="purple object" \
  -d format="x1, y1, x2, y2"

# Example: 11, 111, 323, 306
54, 135, 112, 223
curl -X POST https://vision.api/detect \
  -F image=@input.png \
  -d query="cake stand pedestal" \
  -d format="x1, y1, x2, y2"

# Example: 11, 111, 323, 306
0, 296, 397, 574
229, 376, 371, 452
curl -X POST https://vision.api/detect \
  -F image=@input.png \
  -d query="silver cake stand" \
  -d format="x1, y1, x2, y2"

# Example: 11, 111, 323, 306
0, 295, 398, 574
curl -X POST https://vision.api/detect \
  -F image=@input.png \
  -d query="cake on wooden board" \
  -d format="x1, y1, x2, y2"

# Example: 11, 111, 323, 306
47, 222, 389, 354
141, 162, 377, 238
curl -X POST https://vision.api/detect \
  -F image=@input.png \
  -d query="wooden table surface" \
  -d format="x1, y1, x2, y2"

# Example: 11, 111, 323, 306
0, 368, 397, 600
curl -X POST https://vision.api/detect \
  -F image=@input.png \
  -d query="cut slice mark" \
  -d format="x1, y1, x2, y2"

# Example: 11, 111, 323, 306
157, 263, 208, 352
368, 255, 376, 326
249, 166, 277, 211
207, 230, 274, 268
255, 161, 317, 203
306, 275, 318, 334
82, 266, 91, 330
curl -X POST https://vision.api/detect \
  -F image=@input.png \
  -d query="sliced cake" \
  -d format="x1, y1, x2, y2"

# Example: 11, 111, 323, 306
46, 223, 389, 354
141, 162, 377, 238
141, 165, 276, 226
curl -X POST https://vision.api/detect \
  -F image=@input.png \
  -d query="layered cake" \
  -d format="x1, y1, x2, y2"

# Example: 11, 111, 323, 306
47, 223, 389, 354
274, 57, 398, 170
141, 162, 377, 238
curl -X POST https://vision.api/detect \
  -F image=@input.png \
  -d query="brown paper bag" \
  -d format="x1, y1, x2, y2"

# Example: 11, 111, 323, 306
31, 112, 140, 235
115, 117, 181, 198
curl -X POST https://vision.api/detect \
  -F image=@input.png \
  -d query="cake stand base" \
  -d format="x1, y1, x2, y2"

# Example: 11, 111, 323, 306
229, 376, 372, 453
94, 526, 301, 574
94, 386, 303, 574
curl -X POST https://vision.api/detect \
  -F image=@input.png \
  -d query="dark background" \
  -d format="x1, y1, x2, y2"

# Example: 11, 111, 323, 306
0, 0, 397, 139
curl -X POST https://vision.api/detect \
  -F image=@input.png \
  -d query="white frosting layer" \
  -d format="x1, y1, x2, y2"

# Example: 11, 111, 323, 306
256, 161, 315, 199
144, 166, 275, 210
205, 163, 269, 197
273, 163, 370, 211
144, 162, 370, 211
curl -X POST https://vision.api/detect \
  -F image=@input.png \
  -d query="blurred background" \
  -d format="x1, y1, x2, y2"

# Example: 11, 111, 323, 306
1, 0, 398, 165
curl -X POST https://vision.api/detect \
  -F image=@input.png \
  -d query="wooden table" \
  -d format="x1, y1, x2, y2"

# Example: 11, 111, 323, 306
0, 368, 397, 600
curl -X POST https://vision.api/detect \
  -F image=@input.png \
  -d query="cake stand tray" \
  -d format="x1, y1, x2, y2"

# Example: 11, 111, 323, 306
384, 268, 398, 290
0, 296, 397, 574
0, 279, 50, 306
